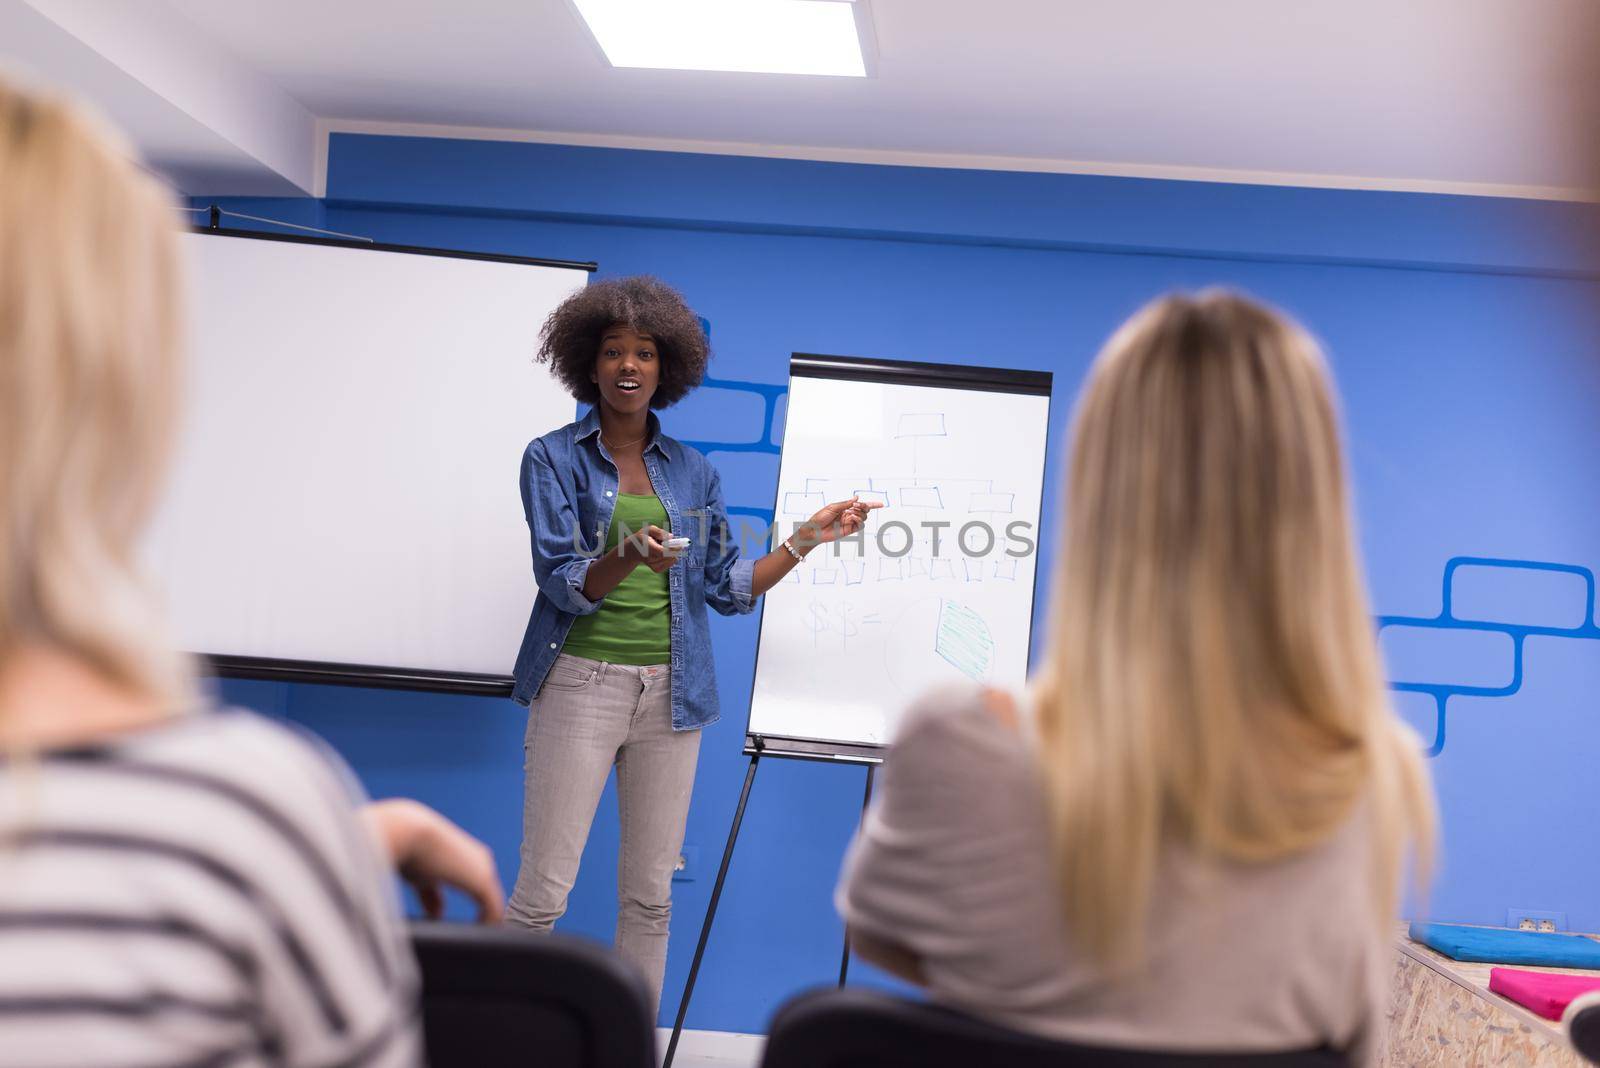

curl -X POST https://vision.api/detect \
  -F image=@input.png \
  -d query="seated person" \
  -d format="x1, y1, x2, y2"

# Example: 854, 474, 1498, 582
837, 291, 1435, 1067
0, 80, 502, 1067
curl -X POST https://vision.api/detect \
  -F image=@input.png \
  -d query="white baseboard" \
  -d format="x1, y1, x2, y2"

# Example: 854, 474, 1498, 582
656, 1027, 766, 1067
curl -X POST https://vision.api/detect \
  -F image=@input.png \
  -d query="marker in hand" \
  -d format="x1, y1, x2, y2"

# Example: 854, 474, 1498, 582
649, 535, 689, 574
626, 525, 689, 573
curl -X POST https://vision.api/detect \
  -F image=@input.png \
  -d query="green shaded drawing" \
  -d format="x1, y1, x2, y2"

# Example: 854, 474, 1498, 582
936, 599, 994, 680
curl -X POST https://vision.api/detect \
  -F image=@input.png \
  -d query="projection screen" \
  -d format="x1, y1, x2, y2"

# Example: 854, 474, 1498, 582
141, 229, 591, 693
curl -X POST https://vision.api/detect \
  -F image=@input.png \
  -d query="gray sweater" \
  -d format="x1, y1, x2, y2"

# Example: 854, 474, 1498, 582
835, 686, 1388, 1065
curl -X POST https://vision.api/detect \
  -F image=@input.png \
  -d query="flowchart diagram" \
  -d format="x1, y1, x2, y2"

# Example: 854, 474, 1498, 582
749, 371, 1050, 748
776, 409, 1032, 686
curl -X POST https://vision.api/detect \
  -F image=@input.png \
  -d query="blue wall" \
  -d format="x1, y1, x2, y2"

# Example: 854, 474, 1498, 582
198, 134, 1600, 1034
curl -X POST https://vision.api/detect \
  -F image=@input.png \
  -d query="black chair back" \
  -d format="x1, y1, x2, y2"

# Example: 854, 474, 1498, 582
761, 988, 1347, 1068
411, 921, 654, 1068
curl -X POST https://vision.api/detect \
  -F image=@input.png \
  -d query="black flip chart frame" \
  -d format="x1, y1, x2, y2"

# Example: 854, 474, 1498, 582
667, 353, 1053, 1066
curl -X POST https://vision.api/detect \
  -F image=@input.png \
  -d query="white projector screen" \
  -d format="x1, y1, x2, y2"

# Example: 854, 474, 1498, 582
746, 355, 1052, 760
141, 230, 590, 691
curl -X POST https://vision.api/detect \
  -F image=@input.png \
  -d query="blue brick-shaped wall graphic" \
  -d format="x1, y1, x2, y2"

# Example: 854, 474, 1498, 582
769, 392, 787, 448
1449, 561, 1591, 631
704, 450, 779, 501
1379, 626, 1516, 690
1388, 690, 1442, 753
674, 376, 786, 529
666, 383, 768, 445
1380, 557, 1600, 758
706, 451, 781, 548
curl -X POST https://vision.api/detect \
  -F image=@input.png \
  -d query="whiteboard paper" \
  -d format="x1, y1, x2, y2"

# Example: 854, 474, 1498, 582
748, 368, 1051, 748
142, 232, 586, 680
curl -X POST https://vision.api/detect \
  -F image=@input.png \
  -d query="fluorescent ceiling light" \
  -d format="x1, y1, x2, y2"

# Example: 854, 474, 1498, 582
573, 0, 867, 77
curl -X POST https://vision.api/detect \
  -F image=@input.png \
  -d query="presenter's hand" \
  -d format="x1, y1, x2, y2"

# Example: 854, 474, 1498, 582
621, 523, 685, 573
796, 497, 884, 550
361, 799, 504, 923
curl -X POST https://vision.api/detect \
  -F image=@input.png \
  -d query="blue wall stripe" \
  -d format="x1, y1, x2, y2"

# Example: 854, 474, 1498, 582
325, 134, 1600, 278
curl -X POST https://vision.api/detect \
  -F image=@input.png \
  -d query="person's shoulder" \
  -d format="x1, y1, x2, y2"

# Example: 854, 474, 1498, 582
893, 683, 1028, 766
172, 705, 327, 753
146, 708, 367, 808
899, 682, 1020, 734
878, 684, 1040, 837
526, 418, 585, 455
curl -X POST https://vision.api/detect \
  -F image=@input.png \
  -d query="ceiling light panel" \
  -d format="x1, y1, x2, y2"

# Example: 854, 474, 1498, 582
572, 0, 867, 77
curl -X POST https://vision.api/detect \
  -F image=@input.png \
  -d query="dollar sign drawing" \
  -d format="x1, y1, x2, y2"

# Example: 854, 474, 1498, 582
807, 601, 830, 641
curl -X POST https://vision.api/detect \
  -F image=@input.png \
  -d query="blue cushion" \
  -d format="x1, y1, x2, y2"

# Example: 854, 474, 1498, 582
1409, 922, 1600, 969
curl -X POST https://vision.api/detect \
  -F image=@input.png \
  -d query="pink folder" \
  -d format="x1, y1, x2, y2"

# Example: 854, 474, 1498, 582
1489, 967, 1600, 1020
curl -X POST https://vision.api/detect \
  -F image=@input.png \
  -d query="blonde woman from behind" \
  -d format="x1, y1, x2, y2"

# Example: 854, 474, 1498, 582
0, 82, 502, 1067
837, 291, 1435, 1066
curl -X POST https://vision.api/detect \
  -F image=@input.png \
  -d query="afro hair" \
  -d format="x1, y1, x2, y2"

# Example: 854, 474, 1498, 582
535, 275, 710, 409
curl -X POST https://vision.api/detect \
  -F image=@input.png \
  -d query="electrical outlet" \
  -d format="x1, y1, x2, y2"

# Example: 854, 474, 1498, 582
673, 845, 700, 882
1507, 909, 1567, 932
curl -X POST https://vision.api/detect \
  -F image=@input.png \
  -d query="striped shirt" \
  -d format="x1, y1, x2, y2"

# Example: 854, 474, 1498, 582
0, 710, 420, 1068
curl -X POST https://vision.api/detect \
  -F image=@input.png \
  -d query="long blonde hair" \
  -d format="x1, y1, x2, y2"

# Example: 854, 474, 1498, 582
1033, 290, 1434, 970
0, 80, 193, 707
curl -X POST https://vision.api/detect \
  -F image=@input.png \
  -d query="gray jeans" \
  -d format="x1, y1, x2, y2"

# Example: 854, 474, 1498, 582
505, 654, 701, 1016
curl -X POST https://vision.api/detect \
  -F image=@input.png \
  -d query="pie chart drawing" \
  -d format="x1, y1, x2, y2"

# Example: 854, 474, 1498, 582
884, 595, 996, 697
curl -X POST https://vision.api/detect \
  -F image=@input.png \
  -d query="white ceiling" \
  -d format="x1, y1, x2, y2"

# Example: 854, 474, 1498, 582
5, 0, 1599, 200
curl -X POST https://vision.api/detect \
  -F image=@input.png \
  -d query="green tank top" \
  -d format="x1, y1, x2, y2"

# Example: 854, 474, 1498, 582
560, 493, 672, 666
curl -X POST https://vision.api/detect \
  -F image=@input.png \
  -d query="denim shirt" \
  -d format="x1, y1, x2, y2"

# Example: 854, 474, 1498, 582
511, 406, 757, 728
